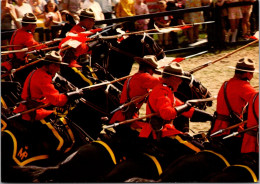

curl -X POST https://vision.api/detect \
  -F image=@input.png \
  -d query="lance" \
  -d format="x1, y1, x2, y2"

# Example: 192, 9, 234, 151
7, 103, 50, 120
186, 96, 217, 104
1, 38, 62, 55
189, 39, 259, 74
102, 113, 158, 130
210, 120, 247, 137
171, 51, 208, 62
1, 58, 45, 78
222, 124, 258, 139
100, 21, 214, 39
110, 92, 150, 115
66, 74, 133, 96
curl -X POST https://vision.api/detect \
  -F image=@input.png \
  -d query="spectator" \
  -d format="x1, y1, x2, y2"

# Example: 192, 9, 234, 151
95, 0, 119, 20
154, 0, 172, 49
225, 0, 242, 42
1, 0, 20, 30
134, 0, 150, 31
14, 0, 33, 18
62, 0, 82, 15
216, 0, 229, 44
166, 0, 185, 49
183, 0, 204, 44
116, 0, 135, 31
29, 0, 46, 18
241, 0, 255, 39
82, 0, 104, 21
44, 0, 62, 39
43, 0, 62, 29
59, 10, 76, 38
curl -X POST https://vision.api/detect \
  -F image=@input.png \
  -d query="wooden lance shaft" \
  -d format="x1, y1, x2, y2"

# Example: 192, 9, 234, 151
210, 120, 247, 137
103, 113, 158, 129
189, 39, 259, 74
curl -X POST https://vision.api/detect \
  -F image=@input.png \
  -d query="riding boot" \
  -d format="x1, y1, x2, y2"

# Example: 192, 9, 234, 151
231, 29, 238, 43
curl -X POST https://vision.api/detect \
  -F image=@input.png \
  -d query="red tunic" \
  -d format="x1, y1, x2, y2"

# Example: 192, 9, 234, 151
109, 72, 161, 124
8, 29, 46, 61
139, 83, 195, 139
13, 68, 68, 121
211, 77, 257, 136
241, 93, 259, 153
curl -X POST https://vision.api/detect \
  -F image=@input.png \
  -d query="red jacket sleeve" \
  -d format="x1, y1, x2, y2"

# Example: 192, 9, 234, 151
40, 75, 68, 106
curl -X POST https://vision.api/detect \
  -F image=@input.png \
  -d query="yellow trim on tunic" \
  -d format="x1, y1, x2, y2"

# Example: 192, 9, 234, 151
173, 135, 201, 153
59, 117, 75, 153
71, 67, 93, 86
85, 65, 98, 80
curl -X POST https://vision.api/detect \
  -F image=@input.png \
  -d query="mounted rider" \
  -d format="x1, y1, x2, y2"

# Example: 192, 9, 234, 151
211, 58, 258, 137
59, 8, 104, 87
13, 51, 82, 122
139, 62, 213, 140
59, 8, 103, 68
1, 13, 47, 72
109, 55, 162, 124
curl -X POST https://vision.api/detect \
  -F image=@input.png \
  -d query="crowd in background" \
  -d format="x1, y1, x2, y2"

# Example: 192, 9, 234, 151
1, 0, 259, 49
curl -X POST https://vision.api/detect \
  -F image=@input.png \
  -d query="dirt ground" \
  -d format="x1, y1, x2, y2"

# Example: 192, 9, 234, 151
131, 43, 259, 135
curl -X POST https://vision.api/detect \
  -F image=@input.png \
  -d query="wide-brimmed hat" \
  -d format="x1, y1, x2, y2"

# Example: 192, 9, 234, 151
44, 51, 68, 65
19, 13, 42, 24
79, 8, 95, 20
134, 55, 158, 69
162, 62, 190, 79
228, 57, 259, 73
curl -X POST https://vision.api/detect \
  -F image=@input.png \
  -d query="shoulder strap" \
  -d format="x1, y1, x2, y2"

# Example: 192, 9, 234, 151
10, 30, 18, 58
27, 70, 37, 100
126, 76, 132, 102
252, 93, 259, 122
223, 81, 233, 115
223, 81, 242, 124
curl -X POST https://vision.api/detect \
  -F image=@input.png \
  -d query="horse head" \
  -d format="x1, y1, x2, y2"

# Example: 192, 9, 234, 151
91, 33, 165, 80
175, 74, 212, 110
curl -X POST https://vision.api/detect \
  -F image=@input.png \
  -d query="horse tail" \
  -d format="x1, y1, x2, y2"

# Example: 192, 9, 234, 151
11, 165, 59, 182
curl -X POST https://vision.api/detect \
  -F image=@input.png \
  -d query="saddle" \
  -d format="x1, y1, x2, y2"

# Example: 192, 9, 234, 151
3, 116, 75, 166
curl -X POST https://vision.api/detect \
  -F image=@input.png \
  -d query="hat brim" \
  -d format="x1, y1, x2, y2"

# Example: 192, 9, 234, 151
44, 59, 69, 66
134, 57, 158, 69
17, 18, 43, 24
156, 69, 191, 79
227, 66, 259, 73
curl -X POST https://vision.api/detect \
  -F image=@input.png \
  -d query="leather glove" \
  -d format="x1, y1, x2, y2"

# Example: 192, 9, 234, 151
175, 102, 192, 116
190, 108, 213, 122
66, 89, 83, 102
